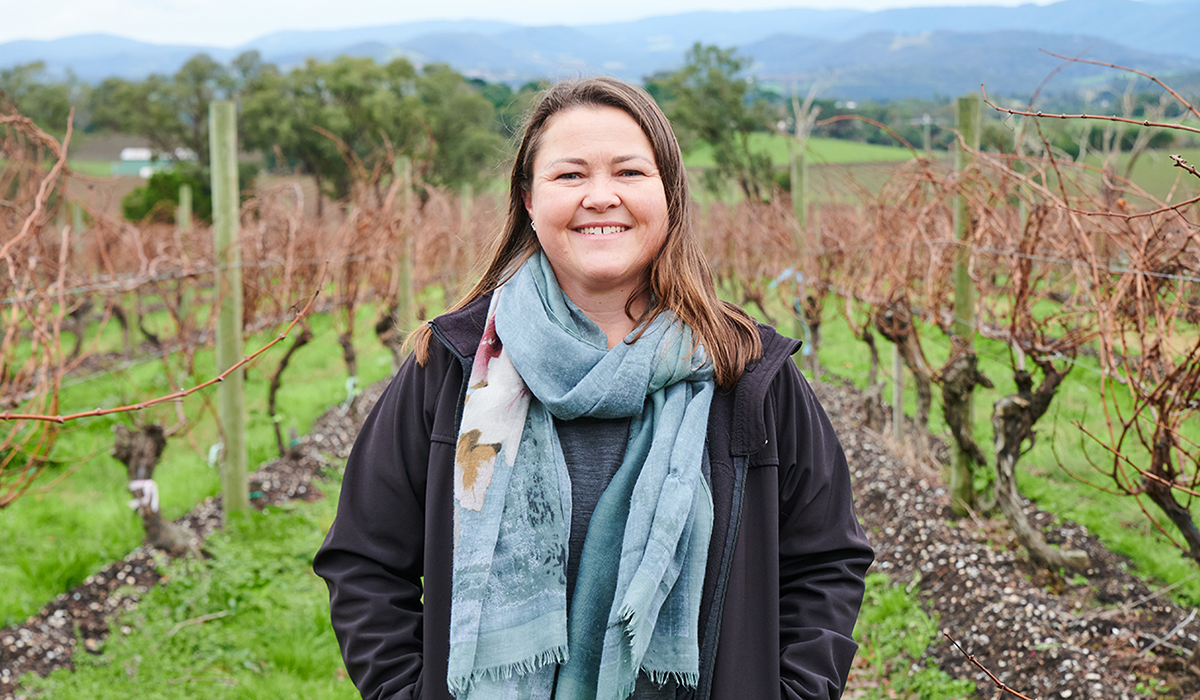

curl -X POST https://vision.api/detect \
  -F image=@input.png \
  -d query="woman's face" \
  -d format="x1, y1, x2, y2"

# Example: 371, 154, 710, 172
523, 105, 669, 306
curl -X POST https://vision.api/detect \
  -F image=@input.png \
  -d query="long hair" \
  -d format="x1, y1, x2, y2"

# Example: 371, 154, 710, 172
409, 76, 761, 388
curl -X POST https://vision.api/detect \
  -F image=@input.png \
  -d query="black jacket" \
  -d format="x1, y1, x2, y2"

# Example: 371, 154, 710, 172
314, 295, 873, 700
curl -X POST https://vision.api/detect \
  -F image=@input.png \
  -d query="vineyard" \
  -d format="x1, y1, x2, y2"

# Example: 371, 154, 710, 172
2, 60, 1200, 698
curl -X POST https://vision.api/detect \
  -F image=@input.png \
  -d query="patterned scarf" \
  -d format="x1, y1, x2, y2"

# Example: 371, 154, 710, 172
447, 252, 715, 700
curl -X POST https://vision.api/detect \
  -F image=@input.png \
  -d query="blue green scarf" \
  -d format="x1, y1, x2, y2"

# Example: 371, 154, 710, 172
447, 252, 715, 700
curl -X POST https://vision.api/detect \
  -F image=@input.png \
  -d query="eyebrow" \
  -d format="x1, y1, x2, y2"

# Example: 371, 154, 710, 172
545, 154, 655, 168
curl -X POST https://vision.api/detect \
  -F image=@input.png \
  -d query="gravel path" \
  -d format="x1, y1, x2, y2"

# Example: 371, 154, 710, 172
814, 377, 1198, 700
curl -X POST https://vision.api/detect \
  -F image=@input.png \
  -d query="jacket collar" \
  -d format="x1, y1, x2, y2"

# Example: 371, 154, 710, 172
428, 293, 801, 456
427, 293, 492, 362
731, 326, 801, 455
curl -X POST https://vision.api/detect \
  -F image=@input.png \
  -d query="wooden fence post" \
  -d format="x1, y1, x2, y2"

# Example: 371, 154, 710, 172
446, 183, 472, 309
394, 156, 414, 333
71, 201, 85, 237
790, 140, 808, 229
463, 182, 477, 293
949, 92, 981, 515
177, 183, 193, 234
892, 343, 903, 442
210, 100, 248, 523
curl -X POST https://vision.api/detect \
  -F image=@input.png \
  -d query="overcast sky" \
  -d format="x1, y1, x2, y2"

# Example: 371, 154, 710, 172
6, 0, 1067, 47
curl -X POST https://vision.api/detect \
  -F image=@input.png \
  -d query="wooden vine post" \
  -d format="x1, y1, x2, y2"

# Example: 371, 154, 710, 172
892, 344, 903, 442
71, 202, 85, 238
789, 138, 809, 348
790, 139, 808, 229
177, 183, 193, 234
210, 100, 248, 522
948, 92, 981, 515
448, 182, 472, 308
462, 183, 477, 285
395, 156, 414, 332
789, 87, 821, 349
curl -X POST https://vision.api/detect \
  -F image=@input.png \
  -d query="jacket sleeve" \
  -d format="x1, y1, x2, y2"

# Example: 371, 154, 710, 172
771, 361, 874, 700
313, 347, 456, 700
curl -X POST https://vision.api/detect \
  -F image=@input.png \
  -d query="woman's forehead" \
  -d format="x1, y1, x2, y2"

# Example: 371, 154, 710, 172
533, 106, 655, 165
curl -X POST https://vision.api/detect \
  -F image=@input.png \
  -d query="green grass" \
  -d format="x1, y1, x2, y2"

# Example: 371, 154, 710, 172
67, 160, 113, 177
17, 476, 358, 699
799, 298, 1200, 607
11, 479, 968, 700
5, 268, 1199, 695
682, 132, 917, 169
680, 131, 936, 207
1085, 147, 1200, 204
850, 573, 975, 699
0, 304, 395, 628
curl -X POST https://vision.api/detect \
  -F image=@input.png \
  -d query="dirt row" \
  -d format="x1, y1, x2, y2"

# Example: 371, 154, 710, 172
815, 377, 1198, 700
0, 382, 382, 700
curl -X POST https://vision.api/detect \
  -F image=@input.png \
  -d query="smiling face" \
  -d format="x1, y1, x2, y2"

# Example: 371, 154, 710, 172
523, 105, 669, 312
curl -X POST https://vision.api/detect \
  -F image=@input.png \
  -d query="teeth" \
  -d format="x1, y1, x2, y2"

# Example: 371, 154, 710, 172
577, 226, 628, 235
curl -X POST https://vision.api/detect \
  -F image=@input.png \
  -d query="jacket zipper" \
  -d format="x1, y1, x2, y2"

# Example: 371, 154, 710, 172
692, 454, 749, 700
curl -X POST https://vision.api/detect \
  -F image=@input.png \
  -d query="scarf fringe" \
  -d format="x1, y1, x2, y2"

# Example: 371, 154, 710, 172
613, 669, 699, 700
617, 605, 701, 690
446, 646, 568, 697
643, 668, 700, 689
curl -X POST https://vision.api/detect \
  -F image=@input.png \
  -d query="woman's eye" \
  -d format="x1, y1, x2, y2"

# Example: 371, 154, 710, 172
555, 172, 582, 180
618, 169, 645, 177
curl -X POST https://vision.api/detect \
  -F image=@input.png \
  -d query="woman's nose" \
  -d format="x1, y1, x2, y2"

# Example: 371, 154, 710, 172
581, 176, 620, 211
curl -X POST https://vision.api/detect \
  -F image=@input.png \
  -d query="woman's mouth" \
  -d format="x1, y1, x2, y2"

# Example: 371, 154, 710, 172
575, 225, 630, 236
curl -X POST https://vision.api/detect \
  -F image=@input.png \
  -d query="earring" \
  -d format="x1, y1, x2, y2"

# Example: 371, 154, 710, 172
531, 221, 537, 232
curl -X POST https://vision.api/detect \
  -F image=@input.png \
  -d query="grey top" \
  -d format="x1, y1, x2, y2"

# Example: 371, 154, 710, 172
555, 416, 676, 700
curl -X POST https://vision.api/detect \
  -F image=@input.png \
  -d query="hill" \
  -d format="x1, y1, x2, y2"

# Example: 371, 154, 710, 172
745, 30, 1199, 100
3, 1, 1200, 99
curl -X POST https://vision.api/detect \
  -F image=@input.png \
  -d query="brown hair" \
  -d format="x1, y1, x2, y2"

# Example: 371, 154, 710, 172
408, 76, 761, 388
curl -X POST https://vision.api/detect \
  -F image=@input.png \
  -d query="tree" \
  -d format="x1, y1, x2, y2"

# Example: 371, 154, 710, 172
241, 56, 502, 210
121, 169, 212, 223
242, 59, 350, 214
170, 54, 234, 164
471, 78, 546, 138
651, 44, 775, 201
414, 64, 505, 189
242, 56, 414, 213
88, 54, 232, 164
0, 62, 77, 134
89, 75, 180, 155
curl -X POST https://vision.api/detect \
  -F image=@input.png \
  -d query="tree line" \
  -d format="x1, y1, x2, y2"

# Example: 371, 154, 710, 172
3, 44, 1193, 218
0, 53, 546, 213
0, 45, 962, 204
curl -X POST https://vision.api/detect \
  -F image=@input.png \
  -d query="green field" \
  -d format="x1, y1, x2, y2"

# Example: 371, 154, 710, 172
9, 286, 1200, 697
6, 301, 955, 700
6, 125, 1200, 698
792, 305, 1200, 607
0, 303, 395, 629
67, 160, 113, 177
18, 482, 359, 699
682, 131, 917, 169
1082, 147, 1200, 203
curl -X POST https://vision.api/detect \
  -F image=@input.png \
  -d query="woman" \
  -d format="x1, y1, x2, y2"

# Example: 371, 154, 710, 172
315, 76, 873, 700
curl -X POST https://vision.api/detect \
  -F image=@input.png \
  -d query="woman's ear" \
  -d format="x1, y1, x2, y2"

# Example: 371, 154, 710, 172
523, 188, 532, 217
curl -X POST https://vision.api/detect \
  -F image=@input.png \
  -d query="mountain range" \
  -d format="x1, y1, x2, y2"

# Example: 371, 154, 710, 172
3, 0, 1199, 100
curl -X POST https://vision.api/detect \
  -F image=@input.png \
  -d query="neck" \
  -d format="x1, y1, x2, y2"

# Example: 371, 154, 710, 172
561, 284, 647, 349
